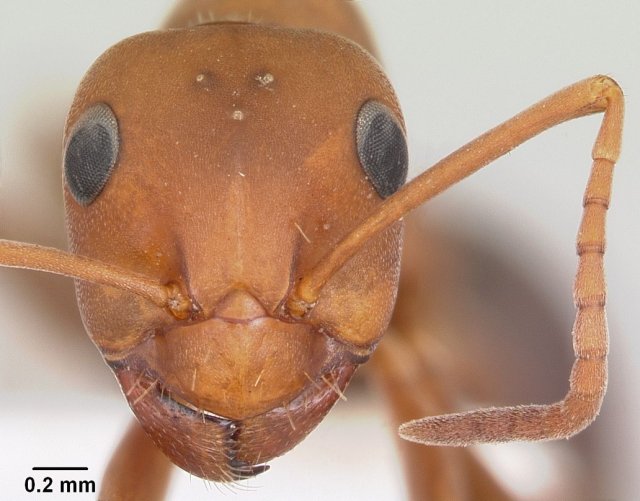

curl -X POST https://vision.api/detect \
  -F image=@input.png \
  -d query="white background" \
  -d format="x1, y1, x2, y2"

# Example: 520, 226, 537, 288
1, 1, 638, 499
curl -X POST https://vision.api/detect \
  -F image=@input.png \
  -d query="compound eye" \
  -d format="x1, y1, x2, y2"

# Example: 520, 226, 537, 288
64, 103, 119, 205
355, 101, 408, 198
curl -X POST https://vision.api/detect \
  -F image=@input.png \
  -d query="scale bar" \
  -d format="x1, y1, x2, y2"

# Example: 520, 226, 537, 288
32, 467, 88, 471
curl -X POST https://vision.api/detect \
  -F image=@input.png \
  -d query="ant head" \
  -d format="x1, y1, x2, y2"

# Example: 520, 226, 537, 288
62, 24, 407, 480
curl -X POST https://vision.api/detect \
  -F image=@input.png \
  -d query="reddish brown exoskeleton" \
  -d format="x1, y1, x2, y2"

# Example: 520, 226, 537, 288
0, 0, 623, 499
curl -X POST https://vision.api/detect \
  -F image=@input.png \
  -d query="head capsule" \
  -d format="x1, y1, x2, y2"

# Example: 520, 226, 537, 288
63, 22, 407, 480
